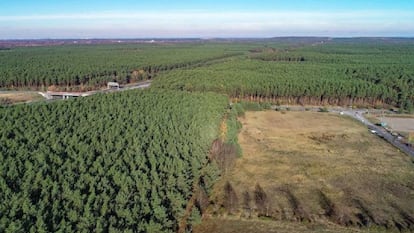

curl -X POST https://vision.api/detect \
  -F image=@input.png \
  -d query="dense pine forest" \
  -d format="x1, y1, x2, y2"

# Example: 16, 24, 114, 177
0, 90, 232, 232
2, 39, 413, 111
152, 40, 414, 111
0, 43, 245, 91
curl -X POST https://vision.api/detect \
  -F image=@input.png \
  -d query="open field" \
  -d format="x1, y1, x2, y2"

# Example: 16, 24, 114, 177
201, 111, 414, 232
0, 91, 43, 104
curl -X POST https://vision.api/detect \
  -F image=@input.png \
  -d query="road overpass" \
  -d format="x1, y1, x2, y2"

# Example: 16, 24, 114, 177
39, 91, 95, 100
38, 81, 151, 100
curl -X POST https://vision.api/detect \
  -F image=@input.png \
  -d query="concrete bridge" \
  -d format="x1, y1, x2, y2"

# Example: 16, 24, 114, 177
39, 91, 95, 100
38, 81, 152, 100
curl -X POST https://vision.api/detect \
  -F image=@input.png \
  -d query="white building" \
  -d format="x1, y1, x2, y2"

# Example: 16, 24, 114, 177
107, 82, 120, 90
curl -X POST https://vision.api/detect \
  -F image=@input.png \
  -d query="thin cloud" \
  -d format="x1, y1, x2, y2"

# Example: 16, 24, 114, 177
0, 10, 413, 21
1, 10, 413, 38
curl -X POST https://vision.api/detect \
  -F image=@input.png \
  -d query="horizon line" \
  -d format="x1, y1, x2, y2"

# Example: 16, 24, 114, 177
2, 36, 414, 41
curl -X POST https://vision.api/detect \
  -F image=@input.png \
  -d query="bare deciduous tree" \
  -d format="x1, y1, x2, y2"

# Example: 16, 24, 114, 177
223, 181, 238, 214
254, 183, 270, 216
242, 190, 252, 218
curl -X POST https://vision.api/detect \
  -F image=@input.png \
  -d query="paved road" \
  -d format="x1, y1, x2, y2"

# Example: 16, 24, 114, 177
120, 81, 151, 90
274, 105, 414, 158
2, 80, 151, 97
93, 80, 151, 94
41, 81, 152, 99
1, 81, 152, 104
343, 110, 414, 158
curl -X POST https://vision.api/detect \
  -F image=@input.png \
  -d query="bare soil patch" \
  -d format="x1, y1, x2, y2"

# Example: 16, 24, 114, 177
0, 92, 43, 104
381, 117, 414, 133
200, 111, 414, 232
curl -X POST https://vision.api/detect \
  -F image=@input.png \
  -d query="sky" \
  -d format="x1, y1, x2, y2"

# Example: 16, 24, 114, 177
0, 0, 414, 39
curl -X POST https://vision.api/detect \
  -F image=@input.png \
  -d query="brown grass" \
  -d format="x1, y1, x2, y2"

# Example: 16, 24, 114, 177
0, 92, 43, 104
200, 111, 414, 232
194, 217, 375, 233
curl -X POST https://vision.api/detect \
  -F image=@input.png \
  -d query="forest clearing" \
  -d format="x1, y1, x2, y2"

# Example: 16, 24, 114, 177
1, 38, 414, 232
198, 111, 414, 232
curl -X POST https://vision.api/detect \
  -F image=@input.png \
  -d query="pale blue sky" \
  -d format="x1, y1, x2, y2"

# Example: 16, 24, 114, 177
1, 0, 413, 39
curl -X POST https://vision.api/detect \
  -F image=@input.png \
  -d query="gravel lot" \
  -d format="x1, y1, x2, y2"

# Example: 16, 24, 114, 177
382, 117, 414, 132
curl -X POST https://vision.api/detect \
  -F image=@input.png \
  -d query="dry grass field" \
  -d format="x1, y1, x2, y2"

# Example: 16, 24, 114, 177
198, 111, 414, 233
194, 217, 367, 233
0, 92, 43, 104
